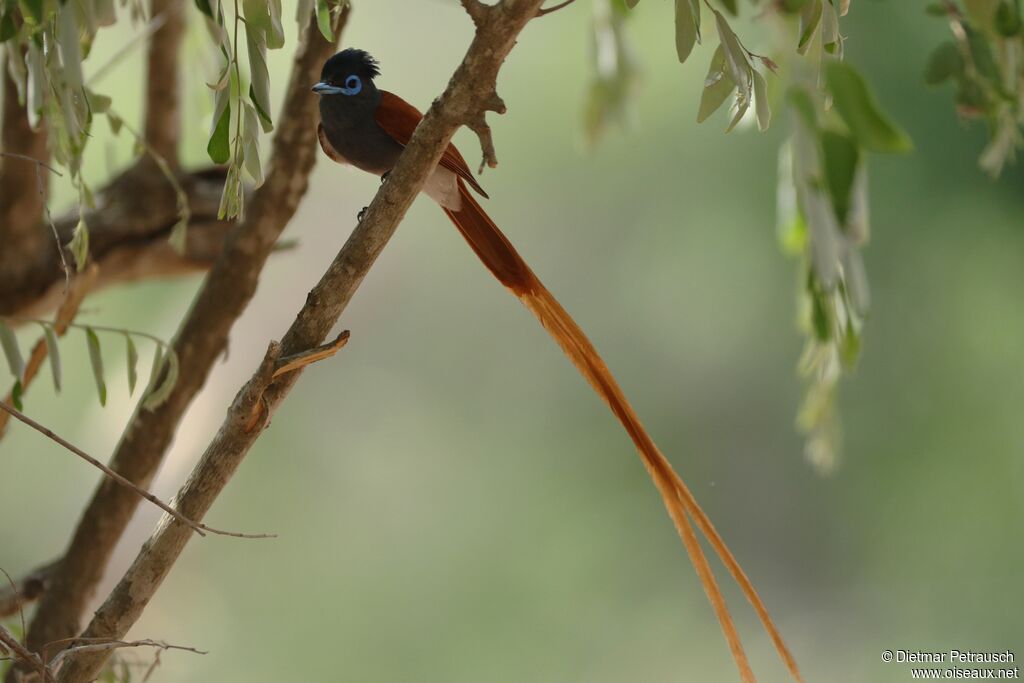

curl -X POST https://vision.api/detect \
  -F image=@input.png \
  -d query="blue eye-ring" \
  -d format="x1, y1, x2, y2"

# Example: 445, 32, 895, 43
342, 75, 362, 96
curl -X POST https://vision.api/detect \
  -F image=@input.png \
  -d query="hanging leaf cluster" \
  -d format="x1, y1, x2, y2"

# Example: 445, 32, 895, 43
925, 0, 1024, 177
778, 64, 911, 471
588, 0, 917, 469
197, 0, 346, 220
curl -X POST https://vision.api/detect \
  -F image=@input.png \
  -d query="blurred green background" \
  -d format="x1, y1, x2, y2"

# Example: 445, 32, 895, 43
2, 1, 1023, 681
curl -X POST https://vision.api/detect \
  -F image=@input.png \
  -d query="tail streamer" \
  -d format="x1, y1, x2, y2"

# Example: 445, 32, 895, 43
444, 180, 804, 683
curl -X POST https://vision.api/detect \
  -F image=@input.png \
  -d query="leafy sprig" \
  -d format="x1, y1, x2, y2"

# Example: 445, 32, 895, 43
0, 317, 179, 411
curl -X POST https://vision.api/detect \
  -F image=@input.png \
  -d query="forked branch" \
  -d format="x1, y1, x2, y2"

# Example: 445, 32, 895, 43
52, 2, 549, 680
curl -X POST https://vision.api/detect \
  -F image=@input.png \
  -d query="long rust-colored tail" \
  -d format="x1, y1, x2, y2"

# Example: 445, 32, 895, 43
443, 181, 804, 683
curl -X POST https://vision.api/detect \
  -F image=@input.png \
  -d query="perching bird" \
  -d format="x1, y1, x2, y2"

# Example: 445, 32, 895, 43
312, 48, 801, 683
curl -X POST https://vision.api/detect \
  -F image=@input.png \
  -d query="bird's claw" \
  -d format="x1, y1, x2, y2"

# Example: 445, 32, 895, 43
380, 171, 390, 184
357, 206, 368, 222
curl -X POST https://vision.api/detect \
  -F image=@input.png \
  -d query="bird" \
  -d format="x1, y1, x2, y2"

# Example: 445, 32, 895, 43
312, 48, 801, 683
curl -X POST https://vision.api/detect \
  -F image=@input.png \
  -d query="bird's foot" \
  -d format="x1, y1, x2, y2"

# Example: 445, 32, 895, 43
357, 206, 368, 222
380, 171, 391, 184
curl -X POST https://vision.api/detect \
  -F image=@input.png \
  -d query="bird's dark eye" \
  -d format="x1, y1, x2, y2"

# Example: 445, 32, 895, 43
342, 75, 362, 96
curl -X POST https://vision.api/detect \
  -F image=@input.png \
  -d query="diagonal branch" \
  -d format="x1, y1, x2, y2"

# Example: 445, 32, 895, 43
12, 9, 349, 675
52, 2, 548, 680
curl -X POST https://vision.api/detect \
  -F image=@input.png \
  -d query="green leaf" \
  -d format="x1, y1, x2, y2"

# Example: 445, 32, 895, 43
781, 0, 810, 11
821, 129, 859, 224
18, 0, 43, 23
753, 68, 770, 131
85, 89, 112, 114
924, 42, 964, 85
315, 0, 333, 40
207, 87, 231, 164
966, 26, 1000, 80
41, 323, 61, 392
68, 217, 90, 271
11, 380, 23, 411
244, 0, 285, 48
674, 0, 700, 64
193, 0, 215, 18
0, 320, 24, 383
245, 25, 273, 131
798, 0, 822, 55
820, 0, 843, 57
697, 45, 735, 122
125, 334, 138, 396
808, 277, 832, 342
625, 0, 640, 7
843, 249, 870, 315
0, 11, 18, 42
85, 327, 107, 406
142, 346, 179, 410
996, 0, 1021, 35
242, 101, 265, 185
718, 0, 737, 15
713, 10, 751, 105
144, 344, 164, 394
725, 98, 749, 132
57, 0, 84, 90
825, 61, 913, 153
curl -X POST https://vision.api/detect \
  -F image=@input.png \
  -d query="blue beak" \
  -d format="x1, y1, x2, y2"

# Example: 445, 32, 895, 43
312, 82, 345, 95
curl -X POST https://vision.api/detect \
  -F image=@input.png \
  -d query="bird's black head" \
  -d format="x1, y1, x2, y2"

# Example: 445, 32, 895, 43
312, 49, 380, 98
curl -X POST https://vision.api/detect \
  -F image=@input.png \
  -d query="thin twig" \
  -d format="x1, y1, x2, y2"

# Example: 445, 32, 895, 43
0, 153, 63, 177
0, 624, 48, 683
271, 331, 350, 379
536, 0, 578, 16
0, 402, 274, 540
47, 639, 205, 672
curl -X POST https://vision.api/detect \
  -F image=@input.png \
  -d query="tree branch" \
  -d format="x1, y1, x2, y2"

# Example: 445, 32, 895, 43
144, 0, 185, 165
0, 60, 51, 298
0, 164, 235, 319
47, 639, 205, 674
52, 2, 546, 680
12, 9, 349, 676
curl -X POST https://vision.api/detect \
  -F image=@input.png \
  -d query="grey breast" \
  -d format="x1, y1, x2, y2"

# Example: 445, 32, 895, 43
319, 90, 405, 176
